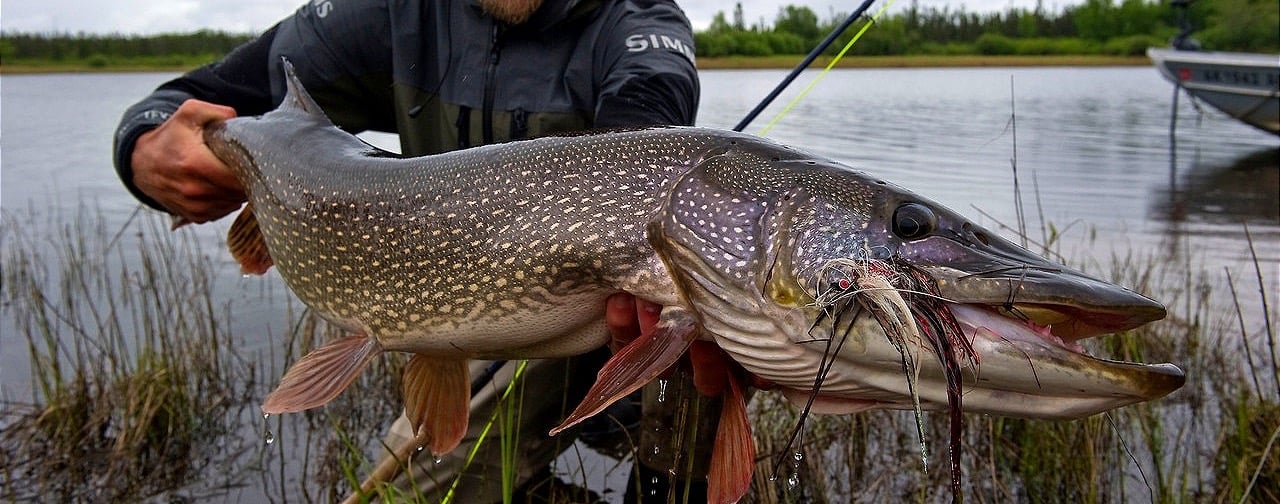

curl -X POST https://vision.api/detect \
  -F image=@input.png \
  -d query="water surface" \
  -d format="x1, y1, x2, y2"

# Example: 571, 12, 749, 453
2, 66, 1276, 500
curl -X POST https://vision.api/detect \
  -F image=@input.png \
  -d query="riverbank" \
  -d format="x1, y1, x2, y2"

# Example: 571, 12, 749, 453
697, 54, 1150, 69
3, 68, 1276, 503
0, 62, 203, 74
0, 54, 1151, 74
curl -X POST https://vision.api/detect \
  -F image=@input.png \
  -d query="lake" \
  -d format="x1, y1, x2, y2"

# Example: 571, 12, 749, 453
2, 67, 1277, 501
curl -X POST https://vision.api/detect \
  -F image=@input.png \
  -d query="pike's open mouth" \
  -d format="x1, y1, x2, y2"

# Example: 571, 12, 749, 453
947, 300, 1179, 366
938, 301, 1185, 414
978, 302, 1165, 344
951, 303, 1087, 353
768, 264, 1186, 421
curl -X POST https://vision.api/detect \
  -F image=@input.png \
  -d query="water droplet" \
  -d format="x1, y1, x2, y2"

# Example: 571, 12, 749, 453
262, 414, 275, 445
433, 455, 443, 464
787, 473, 799, 489
768, 474, 778, 482
416, 445, 425, 452
652, 445, 660, 456
657, 379, 668, 403
793, 451, 804, 462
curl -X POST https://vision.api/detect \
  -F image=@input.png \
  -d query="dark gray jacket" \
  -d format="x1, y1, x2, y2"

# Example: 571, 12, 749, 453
113, 0, 699, 211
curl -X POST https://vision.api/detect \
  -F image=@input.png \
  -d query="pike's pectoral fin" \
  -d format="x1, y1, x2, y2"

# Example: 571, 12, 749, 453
228, 204, 274, 275
262, 334, 382, 414
709, 371, 753, 504
548, 307, 698, 436
402, 355, 470, 455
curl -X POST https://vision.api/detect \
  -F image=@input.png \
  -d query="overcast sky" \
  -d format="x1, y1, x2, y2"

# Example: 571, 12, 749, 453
2, 0, 1076, 36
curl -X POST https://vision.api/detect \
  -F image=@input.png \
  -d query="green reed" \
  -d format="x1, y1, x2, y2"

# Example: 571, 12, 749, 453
0, 206, 253, 502
2, 204, 1274, 503
271, 307, 406, 502
743, 235, 1277, 503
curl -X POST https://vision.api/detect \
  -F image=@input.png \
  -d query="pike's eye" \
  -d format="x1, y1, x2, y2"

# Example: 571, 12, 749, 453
892, 203, 936, 240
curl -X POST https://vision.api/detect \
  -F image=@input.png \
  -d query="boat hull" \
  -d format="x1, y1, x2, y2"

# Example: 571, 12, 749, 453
1148, 48, 1280, 135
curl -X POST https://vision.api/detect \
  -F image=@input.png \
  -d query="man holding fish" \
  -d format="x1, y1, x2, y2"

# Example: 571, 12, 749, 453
112, 0, 708, 501
113, 1, 1187, 503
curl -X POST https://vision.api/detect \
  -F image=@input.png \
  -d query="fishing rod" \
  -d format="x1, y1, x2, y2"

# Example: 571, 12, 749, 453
733, 0, 880, 132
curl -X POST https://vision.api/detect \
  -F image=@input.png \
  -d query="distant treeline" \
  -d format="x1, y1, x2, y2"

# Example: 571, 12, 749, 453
1, 0, 1276, 69
0, 30, 254, 68
698, 0, 1279, 57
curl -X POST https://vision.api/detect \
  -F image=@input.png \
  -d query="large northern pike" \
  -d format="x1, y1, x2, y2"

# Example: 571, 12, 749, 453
206, 62, 1184, 502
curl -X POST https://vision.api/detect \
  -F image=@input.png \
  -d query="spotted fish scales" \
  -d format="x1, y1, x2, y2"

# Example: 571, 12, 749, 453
249, 127, 708, 357
207, 62, 1183, 503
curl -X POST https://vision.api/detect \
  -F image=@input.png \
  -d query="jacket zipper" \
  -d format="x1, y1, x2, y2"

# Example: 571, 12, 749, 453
482, 24, 501, 144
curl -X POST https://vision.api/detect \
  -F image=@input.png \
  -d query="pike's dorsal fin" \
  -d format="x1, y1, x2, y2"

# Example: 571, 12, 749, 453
262, 334, 382, 414
549, 307, 697, 436
402, 355, 470, 455
709, 370, 754, 504
227, 204, 273, 275
278, 58, 333, 125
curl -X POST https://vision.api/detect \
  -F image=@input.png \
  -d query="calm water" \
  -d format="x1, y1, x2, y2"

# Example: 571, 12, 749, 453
2, 67, 1277, 499
5, 69, 1275, 281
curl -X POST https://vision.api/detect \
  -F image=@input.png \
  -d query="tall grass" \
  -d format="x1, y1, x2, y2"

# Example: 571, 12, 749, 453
741, 236, 1278, 503
259, 299, 407, 503
1, 204, 1275, 503
0, 206, 411, 502
0, 206, 254, 501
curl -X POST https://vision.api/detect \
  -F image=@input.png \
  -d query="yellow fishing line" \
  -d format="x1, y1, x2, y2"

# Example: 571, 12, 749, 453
441, 359, 529, 504
758, 0, 897, 136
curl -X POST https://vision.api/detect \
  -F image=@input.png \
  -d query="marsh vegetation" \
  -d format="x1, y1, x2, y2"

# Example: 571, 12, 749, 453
0, 200, 1274, 502
2, 61, 1276, 503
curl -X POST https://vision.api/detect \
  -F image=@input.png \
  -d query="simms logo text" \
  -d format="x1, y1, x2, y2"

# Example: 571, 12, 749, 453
625, 33, 695, 64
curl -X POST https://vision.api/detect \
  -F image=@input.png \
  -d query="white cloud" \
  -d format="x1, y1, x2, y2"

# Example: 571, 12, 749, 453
2, 0, 298, 34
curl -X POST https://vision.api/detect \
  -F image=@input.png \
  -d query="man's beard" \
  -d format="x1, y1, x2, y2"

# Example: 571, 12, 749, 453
479, 0, 545, 25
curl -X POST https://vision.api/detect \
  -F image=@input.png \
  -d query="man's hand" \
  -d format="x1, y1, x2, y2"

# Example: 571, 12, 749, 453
131, 99, 244, 225
604, 292, 662, 353
606, 293, 744, 398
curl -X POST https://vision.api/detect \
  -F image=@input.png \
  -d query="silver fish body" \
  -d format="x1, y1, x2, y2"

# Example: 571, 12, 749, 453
214, 107, 742, 357
207, 62, 1183, 423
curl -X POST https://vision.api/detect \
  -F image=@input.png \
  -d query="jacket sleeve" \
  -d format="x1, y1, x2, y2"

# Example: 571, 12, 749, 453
111, 0, 394, 211
592, 0, 700, 128
111, 26, 279, 211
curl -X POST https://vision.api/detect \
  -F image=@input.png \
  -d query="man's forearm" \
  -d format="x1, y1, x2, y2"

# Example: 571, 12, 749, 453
113, 90, 191, 211
112, 25, 279, 210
